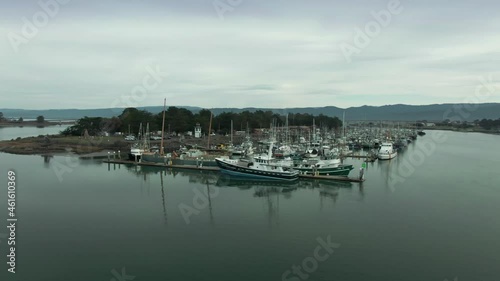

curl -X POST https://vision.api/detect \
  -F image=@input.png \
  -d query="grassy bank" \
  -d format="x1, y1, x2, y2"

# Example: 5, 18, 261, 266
0, 135, 130, 155
0, 134, 242, 156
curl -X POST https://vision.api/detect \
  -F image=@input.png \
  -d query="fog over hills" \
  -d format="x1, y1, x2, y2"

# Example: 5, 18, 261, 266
1, 103, 499, 122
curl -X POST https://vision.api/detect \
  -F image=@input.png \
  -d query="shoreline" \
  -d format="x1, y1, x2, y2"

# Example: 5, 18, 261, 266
0, 135, 130, 156
0, 128, 498, 157
0, 121, 75, 128
421, 126, 500, 135
0, 134, 238, 156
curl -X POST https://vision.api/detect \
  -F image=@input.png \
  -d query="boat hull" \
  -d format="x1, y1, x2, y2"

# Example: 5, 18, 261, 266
378, 152, 397, 160
128, 153, 141, 161
294, 164, 354, 176
378, 142, 397, 160
129, 147, 145, 161
141, 153, 168, 163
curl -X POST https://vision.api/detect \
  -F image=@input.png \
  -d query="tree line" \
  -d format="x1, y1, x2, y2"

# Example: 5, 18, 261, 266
0, 112, 45, 123
61, 107, 343, 136
477, 118, 500, 130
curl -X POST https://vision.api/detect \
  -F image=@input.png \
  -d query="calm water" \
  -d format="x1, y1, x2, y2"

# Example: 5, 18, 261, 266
0, 130, 499, 281
0, 125, 71, 141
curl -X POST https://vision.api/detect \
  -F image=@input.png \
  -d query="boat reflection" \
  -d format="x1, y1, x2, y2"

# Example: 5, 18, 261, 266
376, 147, 410, 192
215, 174, 361, 203
167, 169, 219, 185
160, 171, 167, 225
113, 163, 361, 201
216, 175, 298, 193
216, 176, 299, 226
41, 154, 53, 168
108, 163, 366, 225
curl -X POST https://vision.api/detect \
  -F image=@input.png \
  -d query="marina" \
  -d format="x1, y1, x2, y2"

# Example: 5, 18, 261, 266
1, 130, 499, 281
99, 121, 431, 184
97, 116, 435, 184
2, 1, 500, 279
105, 106, 430, 185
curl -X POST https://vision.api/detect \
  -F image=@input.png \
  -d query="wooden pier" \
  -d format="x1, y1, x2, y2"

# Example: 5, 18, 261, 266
343, 154, 370, 158
102, 159, 220, 171
102, 159, 365, 183
341, 154, 378, 162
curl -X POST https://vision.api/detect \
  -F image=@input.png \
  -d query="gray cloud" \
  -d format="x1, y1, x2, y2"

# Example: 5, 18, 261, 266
0, 0, 499, 109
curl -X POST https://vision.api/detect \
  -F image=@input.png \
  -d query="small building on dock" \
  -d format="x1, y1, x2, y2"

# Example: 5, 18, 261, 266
194, 123, 202, 138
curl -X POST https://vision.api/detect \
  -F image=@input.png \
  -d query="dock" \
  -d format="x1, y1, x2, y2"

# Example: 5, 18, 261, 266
102, 159, 365, 183
341, 154, 378, 162
102, 159, 220, 171
343, 154, 370, 158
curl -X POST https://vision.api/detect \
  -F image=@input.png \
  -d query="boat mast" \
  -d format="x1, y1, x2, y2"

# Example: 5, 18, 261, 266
313, 118, 316, 142
230, 119, 233, 144
286, 113, 289, 144
342, 111, 346, 140
160, 98, 166, 155
207, 111, 213, 149
145, 123, 150, 150
267, 141, 274, 160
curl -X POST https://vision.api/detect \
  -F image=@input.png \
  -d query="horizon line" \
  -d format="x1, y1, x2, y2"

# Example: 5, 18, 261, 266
1, 102, 499, 111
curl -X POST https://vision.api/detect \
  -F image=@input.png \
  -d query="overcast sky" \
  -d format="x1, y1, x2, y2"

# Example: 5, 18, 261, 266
1, 0, 499, 109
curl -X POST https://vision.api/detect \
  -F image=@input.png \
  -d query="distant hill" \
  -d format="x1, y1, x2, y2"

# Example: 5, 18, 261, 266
1, 103, 499, 122
0, 106, 202, 120
210, 103, 500, 122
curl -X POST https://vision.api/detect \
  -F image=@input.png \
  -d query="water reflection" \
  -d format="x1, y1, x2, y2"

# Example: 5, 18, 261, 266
110, 163, 363, 197
41, 154, 53, 168
376, 146, 411, 192
217, 176, 297, 191
217, 177, 298, 226
206, 182, 215, 226
160, 172, 167, 225
106, 163, 366, 226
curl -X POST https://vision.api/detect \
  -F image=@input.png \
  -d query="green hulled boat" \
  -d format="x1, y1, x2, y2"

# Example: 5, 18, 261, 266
284, 158, 354, 176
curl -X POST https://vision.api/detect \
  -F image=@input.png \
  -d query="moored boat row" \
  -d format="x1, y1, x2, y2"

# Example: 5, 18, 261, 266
124, 100, 426, 181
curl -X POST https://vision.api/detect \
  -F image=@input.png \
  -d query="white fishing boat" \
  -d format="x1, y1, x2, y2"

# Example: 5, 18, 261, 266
378, 142, 397, 160
215, 142, 299, 181
129, 145, 145, 161
277, 149, 354, 177
128, 123, 149, 161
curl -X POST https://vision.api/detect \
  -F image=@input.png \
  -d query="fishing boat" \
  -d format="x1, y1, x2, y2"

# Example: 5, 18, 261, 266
280, 149, 354, 176
215, 142, 299, 181
229, 135, 254, 159
215, 157, 299, 181
128, 123, 149, 161
128, 145, 145, 161
304, 148, 319, 158
142, 99, 169, 163
378, 142, 397, 160
290, 158, 354, 176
